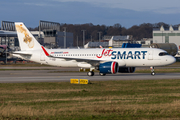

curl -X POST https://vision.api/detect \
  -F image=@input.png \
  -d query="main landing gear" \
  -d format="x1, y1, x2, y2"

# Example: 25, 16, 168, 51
87, 71, 94, 76
87, 71, 106, 76
87, 67, 95, 76
99, 73, 106, 76
150, 66, 155, 76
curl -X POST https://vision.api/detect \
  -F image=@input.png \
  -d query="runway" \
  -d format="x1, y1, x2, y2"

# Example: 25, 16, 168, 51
0, 68, 179, 83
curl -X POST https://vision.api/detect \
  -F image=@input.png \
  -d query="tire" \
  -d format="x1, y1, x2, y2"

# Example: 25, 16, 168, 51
99, 73, 106, 76
87, 71, 94, 76
151, 72, 155, 76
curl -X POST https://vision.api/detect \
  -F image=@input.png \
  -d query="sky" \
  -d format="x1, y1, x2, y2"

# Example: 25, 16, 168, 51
0, 0, 180, 28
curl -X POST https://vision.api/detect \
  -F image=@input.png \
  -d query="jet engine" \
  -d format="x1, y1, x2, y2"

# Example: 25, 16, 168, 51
99, 62, 119, 74
118, 67, 136, 73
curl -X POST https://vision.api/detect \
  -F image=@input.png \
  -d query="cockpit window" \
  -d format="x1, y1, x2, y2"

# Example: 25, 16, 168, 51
159, 52, 169, 56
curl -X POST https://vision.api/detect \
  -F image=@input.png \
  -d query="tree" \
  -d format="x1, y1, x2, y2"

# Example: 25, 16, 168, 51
29, 22, 177, 46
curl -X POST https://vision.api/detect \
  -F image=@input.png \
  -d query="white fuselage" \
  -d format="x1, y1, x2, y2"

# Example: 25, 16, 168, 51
13, 22, 177, 76
16, 47, 176, 68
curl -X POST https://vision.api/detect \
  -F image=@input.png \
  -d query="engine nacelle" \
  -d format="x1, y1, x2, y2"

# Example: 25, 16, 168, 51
99, 62, 118, 74
118, 67, 136, 73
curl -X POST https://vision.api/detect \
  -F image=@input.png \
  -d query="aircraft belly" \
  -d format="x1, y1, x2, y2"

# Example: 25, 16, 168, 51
124, 59, 153, 67
46, 58, 78, 67
124, 58, 165, 67
116, 60, 126, 67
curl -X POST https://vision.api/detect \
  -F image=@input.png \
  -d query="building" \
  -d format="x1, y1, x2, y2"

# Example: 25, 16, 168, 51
84, 35, 133, 48
0, 27, 73, 49
109, 35, 133, 47
0, 30, 44, 51
136, 38, 153, 48
0, 21, 74, 50
153, 25, 180, 50
43, 29, 73, 48
84, 42, 109, 48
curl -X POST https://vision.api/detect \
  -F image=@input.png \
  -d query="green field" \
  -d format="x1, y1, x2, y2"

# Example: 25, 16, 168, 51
1, 80, 180, 119
0, 62, 52, 67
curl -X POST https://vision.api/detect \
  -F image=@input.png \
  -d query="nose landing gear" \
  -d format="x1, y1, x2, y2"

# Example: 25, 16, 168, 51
150, 66, 155, 76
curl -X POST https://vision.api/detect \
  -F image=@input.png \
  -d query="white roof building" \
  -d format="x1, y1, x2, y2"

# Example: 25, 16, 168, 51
153, 25, 180, 50
84, 35, 133, 48
109, 35, 132, 47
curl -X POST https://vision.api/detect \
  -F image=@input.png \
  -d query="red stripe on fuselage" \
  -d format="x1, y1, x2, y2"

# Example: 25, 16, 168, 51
41, 46, 49, 56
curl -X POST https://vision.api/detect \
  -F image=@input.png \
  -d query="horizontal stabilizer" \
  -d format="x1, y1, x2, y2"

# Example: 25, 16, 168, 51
13, 51, 32, 55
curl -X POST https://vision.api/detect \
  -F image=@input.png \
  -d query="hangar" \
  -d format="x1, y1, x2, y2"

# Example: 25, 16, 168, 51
0, 21, 73, 50
153, 25, 180, 50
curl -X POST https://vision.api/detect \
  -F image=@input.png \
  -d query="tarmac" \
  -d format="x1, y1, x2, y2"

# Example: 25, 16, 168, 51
0, 66, 179, 83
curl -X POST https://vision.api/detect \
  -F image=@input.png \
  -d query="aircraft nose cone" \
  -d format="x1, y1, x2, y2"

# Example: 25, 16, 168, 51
169, 56, 176, 64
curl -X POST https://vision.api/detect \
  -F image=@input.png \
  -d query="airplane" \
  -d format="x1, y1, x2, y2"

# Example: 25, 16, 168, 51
13, 22, 176, 76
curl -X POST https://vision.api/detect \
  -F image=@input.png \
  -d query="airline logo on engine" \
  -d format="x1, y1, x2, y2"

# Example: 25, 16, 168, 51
96, 49, 147, 59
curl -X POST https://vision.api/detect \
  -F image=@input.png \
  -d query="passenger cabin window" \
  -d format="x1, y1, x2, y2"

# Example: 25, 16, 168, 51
159, 52, 168, 56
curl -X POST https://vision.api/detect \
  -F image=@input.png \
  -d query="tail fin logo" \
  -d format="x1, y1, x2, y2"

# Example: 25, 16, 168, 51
15, 24, 34, 48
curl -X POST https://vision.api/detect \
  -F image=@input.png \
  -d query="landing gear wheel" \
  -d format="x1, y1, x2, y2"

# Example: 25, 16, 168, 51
99, 73, 106, 76
87, 71, 94, 76
151, 72, 155, 76
150, 66, 155, 76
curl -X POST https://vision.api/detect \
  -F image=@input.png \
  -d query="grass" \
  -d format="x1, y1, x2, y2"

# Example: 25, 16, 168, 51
165, 62, 180, 67
0, 62, 52, 67
1, 80, 180, 119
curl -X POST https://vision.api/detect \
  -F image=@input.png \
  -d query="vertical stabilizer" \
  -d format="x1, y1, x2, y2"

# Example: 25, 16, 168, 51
15, 22, 41, 50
